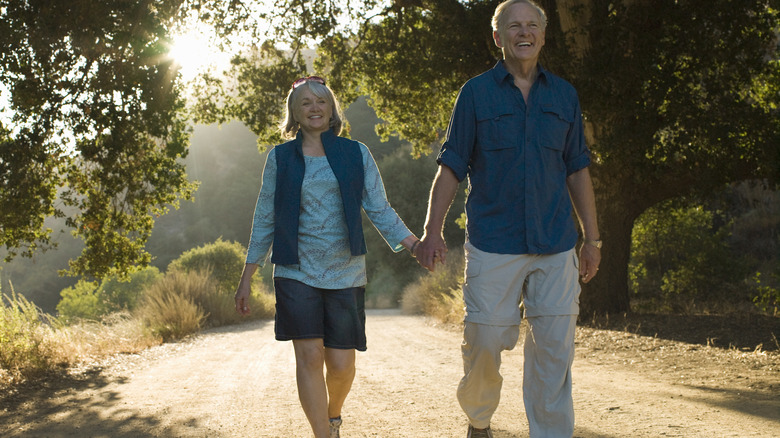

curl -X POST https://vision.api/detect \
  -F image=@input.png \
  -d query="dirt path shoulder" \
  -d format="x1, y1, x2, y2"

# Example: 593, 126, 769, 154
1, 309, 778, 437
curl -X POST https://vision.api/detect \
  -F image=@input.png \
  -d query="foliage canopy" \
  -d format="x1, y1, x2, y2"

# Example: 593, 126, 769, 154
197, 0, 780, 313
3, 0, 778, 314
0, 0, 198, 279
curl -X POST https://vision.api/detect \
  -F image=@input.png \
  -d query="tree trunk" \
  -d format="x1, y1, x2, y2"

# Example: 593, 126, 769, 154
579, 197, 636, 315
554, 0, 644, 315
555, 0, 591, 60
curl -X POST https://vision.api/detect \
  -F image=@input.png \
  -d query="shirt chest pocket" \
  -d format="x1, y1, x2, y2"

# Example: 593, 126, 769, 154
475, 104, 517, 151
538, 104, 573, 151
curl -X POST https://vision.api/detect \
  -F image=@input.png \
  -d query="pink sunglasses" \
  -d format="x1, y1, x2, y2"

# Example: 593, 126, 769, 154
291, 76, 326, 89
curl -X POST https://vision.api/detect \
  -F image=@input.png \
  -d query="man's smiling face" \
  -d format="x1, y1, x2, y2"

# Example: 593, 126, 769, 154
494, 2, 546, 66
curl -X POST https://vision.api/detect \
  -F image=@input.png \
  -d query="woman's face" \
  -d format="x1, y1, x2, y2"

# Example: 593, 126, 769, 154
294, 87, 333, 136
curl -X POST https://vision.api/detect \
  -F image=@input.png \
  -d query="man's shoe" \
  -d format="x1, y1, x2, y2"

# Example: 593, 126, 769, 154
329, 417, 342, 438
467, 424, 493, 438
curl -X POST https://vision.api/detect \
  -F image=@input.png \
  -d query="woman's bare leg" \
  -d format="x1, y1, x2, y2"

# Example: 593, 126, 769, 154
324, 347, 356, 419
293, 339, 329, 438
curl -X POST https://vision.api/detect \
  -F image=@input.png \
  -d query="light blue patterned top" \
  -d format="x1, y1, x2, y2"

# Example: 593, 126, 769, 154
245, 142, 413, 289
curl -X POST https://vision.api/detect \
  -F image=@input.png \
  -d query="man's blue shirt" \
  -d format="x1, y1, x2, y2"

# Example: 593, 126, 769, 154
437, 61, 591, 255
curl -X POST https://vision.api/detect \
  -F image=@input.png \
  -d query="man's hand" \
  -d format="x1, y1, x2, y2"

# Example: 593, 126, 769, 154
579, 243, 601, 283
416, 232, 448, 272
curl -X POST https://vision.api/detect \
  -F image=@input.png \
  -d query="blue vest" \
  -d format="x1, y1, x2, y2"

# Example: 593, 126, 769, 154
271, 130, 366, 265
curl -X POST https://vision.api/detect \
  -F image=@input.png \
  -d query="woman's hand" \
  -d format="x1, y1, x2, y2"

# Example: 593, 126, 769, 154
235, 283, 251, 316
234, 263, 259, 315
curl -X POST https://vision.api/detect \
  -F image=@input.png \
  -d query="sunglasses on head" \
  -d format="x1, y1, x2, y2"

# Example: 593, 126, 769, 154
291, 76, 326, 89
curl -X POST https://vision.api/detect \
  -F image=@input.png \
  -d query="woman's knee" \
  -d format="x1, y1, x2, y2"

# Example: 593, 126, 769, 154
294, 339, 325, 369
324, 348, 355, 377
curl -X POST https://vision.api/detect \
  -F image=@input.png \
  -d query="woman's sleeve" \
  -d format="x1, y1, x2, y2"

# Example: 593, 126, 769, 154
245, 149, 277, 265
359, 144, 413, 252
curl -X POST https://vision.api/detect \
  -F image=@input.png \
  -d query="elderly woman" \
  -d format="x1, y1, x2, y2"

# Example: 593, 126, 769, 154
234, 76, 420, 438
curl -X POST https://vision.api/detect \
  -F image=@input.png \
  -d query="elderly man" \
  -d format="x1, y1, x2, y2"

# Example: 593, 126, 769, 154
417, 1, 601, 437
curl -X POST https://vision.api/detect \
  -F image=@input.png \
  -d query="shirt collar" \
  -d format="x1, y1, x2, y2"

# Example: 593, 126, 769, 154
491, 60, 549, 85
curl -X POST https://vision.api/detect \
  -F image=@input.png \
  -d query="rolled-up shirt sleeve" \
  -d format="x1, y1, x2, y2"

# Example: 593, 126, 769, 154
359, 144, 413, 252
245, 149, 276, 266
437, 85, 476, 182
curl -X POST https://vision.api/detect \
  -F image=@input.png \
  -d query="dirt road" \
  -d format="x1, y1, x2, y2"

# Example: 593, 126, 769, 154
1, 309, 778, 437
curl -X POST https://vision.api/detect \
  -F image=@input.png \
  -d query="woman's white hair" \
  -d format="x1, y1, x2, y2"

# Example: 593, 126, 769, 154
280, 80, 344, 139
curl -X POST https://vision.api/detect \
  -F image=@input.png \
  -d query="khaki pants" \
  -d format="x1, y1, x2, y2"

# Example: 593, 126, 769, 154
457, 242, 580, 438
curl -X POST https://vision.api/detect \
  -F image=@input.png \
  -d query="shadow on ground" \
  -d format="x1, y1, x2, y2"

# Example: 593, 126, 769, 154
0, 368, 195, 437
0, 319, 275, 437
580, 313, 780, 352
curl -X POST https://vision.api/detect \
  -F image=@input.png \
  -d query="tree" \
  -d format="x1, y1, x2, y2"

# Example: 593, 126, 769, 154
196, 0, 780, 314
0, 0, 198, 279
546, 0, 780, 313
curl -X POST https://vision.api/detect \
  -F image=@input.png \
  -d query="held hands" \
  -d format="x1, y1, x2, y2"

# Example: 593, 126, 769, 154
415, 233, 448, 272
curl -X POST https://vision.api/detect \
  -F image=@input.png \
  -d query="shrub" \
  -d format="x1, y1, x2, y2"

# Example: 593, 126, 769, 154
0, 288, 57, 384
246, 284, 276, 320
56, 267, 162, 323
630, 199, 749, 312
99, 266, 162, 313
167, 238, 246, 294
401, 246, 465, 325
56, 280, 102, 322
166, 239, 275, 325
136, 267, 275, 340
751, 271, 780, 316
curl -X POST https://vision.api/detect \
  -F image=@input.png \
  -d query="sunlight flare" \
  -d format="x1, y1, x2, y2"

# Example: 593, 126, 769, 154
168, 27, 229, 82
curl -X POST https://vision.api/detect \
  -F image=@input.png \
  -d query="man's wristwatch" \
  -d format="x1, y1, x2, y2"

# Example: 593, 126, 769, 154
584, 239, 602, 249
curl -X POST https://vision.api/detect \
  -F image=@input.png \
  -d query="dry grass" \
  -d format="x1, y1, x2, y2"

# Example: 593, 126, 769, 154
0, 289, 58, 385
1, 290, 160, 389
2, 269, 276, 389
401, 248, 465, 325
136, 270, 210, 342
48, 312, 161, 365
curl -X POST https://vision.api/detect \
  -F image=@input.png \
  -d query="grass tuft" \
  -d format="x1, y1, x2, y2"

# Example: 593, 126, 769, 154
48, 311, 160, 364
136, 270, 210, 342
401, 247, 465, 325
0, 287, 58, 385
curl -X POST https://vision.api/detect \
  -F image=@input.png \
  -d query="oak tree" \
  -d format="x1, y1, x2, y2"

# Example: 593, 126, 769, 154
199, 0, 780, 314
0, 0, 199, 279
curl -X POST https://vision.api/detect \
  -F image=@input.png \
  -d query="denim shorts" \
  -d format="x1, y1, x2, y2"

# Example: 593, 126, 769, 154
273, 278, 367, 351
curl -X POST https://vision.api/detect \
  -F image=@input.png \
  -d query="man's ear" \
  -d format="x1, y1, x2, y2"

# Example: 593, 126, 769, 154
493, 30, 503, 48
